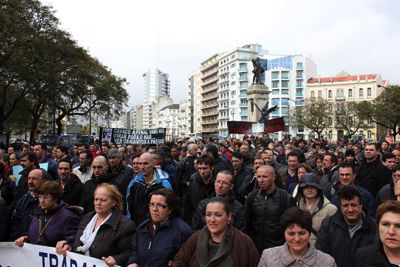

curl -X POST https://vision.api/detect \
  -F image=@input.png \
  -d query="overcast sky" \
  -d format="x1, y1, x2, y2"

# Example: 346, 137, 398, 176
40, 0, 400, 108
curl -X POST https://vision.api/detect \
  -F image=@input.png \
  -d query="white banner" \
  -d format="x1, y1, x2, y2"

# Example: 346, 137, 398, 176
0, 242, 120, 267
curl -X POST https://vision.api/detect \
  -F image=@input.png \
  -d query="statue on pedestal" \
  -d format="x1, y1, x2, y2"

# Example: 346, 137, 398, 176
251, 57, 265, 84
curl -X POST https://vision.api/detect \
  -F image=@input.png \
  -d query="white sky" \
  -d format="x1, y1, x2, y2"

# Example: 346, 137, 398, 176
40, 0, 400, 108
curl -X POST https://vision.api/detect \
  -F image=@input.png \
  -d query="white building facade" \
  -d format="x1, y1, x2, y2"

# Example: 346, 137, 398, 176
142, 69, 170, 129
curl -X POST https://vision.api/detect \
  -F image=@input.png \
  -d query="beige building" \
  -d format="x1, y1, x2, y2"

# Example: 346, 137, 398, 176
201, 54, 220, 136
306, 72, 387, 140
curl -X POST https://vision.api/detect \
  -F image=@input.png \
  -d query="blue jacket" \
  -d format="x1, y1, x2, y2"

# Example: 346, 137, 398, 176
126, 169, 172, 224
127, 216, 192, 267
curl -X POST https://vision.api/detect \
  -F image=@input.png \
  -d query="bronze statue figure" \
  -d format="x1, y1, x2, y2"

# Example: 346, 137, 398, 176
252, 57, 265, 84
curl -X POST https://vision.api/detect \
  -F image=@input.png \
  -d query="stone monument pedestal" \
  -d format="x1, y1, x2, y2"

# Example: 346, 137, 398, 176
247, 83, 270, 123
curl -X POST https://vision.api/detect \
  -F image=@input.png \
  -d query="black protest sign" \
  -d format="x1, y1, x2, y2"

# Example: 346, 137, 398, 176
100, 127, 166, 145
227, 121, 253, 134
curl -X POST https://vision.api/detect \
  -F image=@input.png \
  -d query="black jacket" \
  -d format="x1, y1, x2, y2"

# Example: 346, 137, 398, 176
376, 182, 396, 207
192, 192, 246, 231
233, 167, 252, 198
0, 176, 17, 207
0, 198, 9, 241
356, 157, 391, 197
73, 211, 136, 266
316, 212, 377, 267
184, 172, 215, 223
356, 242, 392, 267
80, 173, 117, 214
110, 163, 134, 198
61, 173, 84, 207
245, 187, 296, 252
9, 192, 39, 240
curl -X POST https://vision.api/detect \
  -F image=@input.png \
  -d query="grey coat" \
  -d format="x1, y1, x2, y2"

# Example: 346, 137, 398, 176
258, 242, 336, 267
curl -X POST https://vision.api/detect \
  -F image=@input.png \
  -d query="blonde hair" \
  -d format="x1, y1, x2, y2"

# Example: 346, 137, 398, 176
94, 183, 124, 212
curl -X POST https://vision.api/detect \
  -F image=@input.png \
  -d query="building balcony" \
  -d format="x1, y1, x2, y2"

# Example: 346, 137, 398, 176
296, 75, 303, 79
239, 76, 248, 81
240, 110, 248, 116
202, 93, 218, 101
239, 102, 248, 107
202, 119, 218, 125
202, 76, 218, 87
296, 93, 303, 97
239, 93, 247, 99
238, 67, 248, 72
336, 96, 346, 101
281, 100, 289, 106
281, 76, 289, 80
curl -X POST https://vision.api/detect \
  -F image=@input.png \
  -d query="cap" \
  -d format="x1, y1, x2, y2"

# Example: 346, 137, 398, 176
107, 148, 122, 159
299, 173, 322, 190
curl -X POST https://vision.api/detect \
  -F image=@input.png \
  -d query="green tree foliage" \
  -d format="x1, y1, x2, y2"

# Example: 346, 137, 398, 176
295, 97, 332, 139
1, 0, 128, 141
355, 85, 400, 140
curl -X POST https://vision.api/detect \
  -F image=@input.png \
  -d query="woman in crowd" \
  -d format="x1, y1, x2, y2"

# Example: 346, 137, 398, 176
258, 207, 336, 267
296, 174, 337, 244
15, 181, 80, 247
356, 201, 400, 266
126, 188, 192, 267
173, 197, 259, 267
56, 183, 135, 267
287, 163, 312, 198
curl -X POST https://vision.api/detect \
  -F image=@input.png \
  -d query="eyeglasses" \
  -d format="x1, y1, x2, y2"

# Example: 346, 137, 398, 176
149, 203, 168, 209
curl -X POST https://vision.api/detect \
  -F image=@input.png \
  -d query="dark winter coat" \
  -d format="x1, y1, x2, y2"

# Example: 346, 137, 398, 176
316, 212, 377, 267
245, 187, 296, 252
356, 157, 391, 197
80, 172, 117, 214
127, 216, 192, 267
184, 172, 215, 223
356, 241, 392, 267
0, 176, 17, 207
72, 210, 136, 266
27, 201, 80, 247
9, 192, 39, 240
110, 163, 134, 198
376, 182, 396, 207
61, 174, 83, 207
0, 198, 9, 241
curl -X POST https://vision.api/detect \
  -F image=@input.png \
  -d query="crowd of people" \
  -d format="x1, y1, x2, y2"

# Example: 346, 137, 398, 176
1, 134, 400, 267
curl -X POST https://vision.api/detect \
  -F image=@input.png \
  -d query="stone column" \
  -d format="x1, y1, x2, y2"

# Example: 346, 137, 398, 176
247, 83, 270, 123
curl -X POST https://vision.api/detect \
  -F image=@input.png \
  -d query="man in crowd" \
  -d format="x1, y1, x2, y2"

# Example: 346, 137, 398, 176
356, 143, 390, 196
126, 152, 172, 225
277, 151, 299, 190
10, 169, 50, 240
192, 170, 246, 231
183, 154, 215, 224
316, 186, 376, 267
178, 143, 198, 221
16, 152, 39, 199
107, 148, 134, 198
376, 165, 400, 206
72, 150, 93, 183
57, 158, 83, 207
80, 155, 113, 213
231, 152, 252, 198
33, 143, 57, 179
55, 145, 69, 162
246, 165, 295, 252
324, 162, 375, 216
320, 153, 339, 190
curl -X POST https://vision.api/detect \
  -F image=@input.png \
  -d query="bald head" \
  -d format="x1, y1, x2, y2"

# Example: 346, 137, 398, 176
139, 152, 155, 180
92, 155, 109, 178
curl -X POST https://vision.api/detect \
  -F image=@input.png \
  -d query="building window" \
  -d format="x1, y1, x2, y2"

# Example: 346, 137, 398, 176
328, 104, 333, 112
367, 131, 372, 139
296, 62, 303, 69
318, 90, 322, 98
281, 80, 289, 88
272, 81, 279, 88
271, 71, 279, 79
328, 117, 332, 126
367, 87, 372, 97
311, 91, 315, 98
296, 80, 303, 88
337, 89, 344, 97
328, 90, 332, 98
348, 89, 353, 98
359, 88, 363, 97
281, 71, 289, 79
